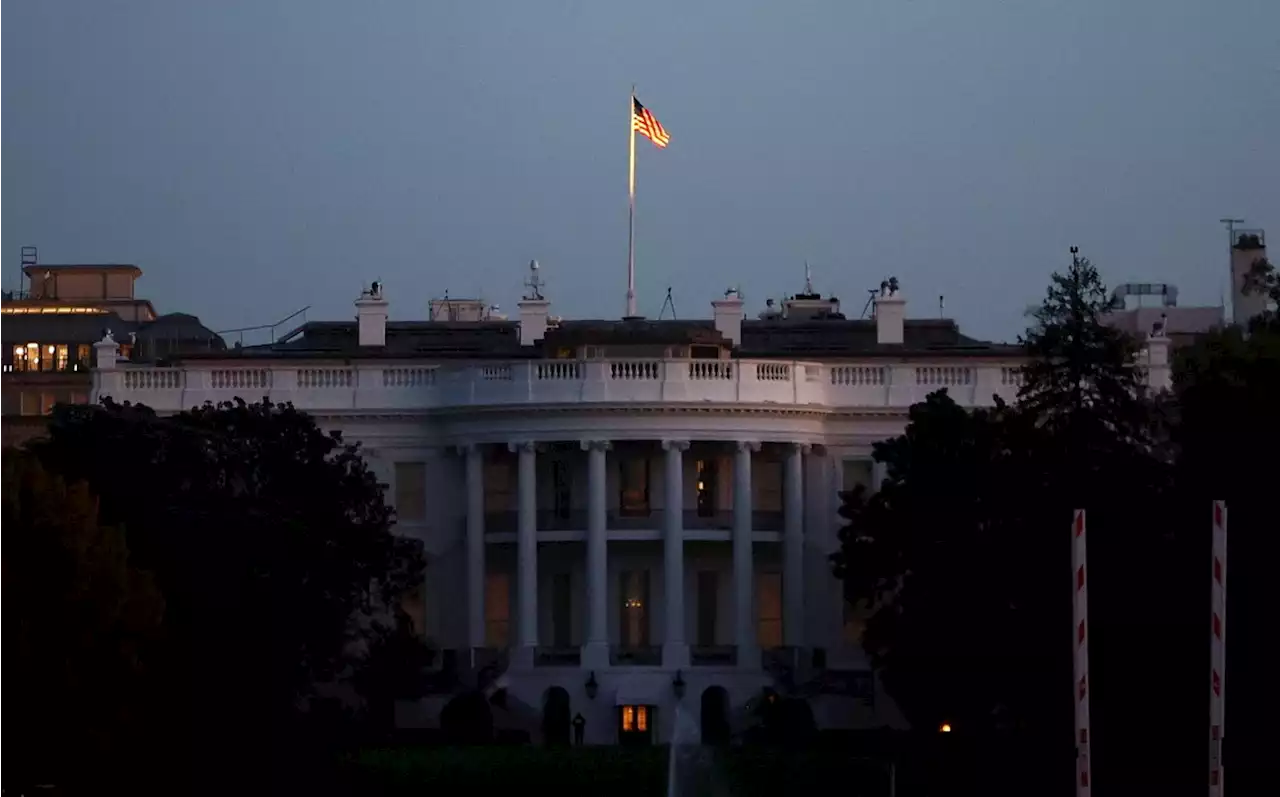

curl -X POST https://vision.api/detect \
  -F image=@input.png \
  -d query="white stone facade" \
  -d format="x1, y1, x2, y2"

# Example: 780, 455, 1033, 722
89, 290, 1172, 745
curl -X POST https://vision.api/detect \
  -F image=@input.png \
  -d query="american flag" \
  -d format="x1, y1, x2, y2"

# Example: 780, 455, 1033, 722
632, 98, 670, 148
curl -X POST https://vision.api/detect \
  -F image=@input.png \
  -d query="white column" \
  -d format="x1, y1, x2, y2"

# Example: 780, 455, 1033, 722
783, 442, 807, 648
464, 443, 486, 651
733, 440, 760, 668
511, 440, 539, 666
662, 439, 690, 668
582, 439, 611, 669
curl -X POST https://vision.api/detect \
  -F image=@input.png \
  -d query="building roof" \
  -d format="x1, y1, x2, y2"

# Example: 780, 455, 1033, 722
22, 263, 142, 277
172, 314, 1017, 362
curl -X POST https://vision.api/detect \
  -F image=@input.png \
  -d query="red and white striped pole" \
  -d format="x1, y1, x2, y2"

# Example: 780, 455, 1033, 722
1209, 500, 1228, 796
1072, 509, 1091, 796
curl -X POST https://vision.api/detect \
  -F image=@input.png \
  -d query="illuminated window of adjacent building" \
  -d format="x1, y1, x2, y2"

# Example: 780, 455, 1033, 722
42, 344, 55, 372
621, 705, 648, 732
619, 457, 650, 516
22, 343, 40, 372
76, 344, 91, 369
485, 573, 511, 647
756, 572, 783, 649
394, 462, 427, 522
55, 344, 69, 371
40, 392, 57, 415
20, 391, 41, 416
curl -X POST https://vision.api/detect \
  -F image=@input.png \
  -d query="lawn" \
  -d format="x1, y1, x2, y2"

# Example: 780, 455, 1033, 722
350, 745, 889, 797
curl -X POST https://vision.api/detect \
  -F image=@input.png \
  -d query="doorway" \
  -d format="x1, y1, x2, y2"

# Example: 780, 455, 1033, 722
618, 704, 654, 746
700, 686, 730, 745
542, 686, 571, 747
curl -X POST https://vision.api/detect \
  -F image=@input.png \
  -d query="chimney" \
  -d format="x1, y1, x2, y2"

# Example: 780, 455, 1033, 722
874, 277, 905, 345
355, 281, 389, 347
518, 259, 551, 346
94, 331, 120, 370
1143, 318, 1172, 392
1230, 230, 1269, 326
518, 297, 550, 345
712, 288, 745, 346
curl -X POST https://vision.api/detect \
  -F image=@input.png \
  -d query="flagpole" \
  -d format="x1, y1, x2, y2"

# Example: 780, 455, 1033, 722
626, 84, 638, 318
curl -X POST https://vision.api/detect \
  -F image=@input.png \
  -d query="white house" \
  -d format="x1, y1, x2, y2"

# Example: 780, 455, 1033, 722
90, 268, 1173, 745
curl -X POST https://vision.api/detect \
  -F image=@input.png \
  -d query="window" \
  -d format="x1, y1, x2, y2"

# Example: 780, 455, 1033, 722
40, 393, 57, 415
55, 344, 69, 371
695, 459, 718, 517
842, 459, 873, 493
619, 457, 650, 516
621, 705, 648, 732
20, 391, 41, 416
77, 344, 91, 369
619, 570, 650, 647
485, 573, 511, 647
552, 572, 572, 647
755, 459, 783, 511
41, 344, 55, 372
484, 459, 514, 512
17, 343, 40, 372
400, 577, 427, 639
395, 462, 427, 522
756, 572, 783, 649
551, 459, 571, 520
697, 571, 718, 645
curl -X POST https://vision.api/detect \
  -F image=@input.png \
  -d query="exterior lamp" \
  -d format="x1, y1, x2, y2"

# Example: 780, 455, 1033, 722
585, 671, 599, 700
939, 722, 953, 733
672, 670, 687, 700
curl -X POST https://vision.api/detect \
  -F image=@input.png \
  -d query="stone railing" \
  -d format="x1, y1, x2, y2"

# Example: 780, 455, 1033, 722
91, 357, 1086, 413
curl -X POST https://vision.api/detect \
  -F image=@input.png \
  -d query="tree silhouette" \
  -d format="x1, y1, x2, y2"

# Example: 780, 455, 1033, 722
5, 453, 165, 792
27, 397, 424, 792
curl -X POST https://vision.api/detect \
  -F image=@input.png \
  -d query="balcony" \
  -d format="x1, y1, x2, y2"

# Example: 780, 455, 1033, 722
94, 357, 1036, 414
610, 645, 662, 666
482, 509, 783, 535
690, 645, 737, 667
534, 646, 582, 667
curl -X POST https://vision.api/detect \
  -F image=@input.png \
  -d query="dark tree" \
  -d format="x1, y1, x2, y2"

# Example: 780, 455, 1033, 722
831, 250, 1192, 790
28, 398, 424, 791
1171, 322, 1280, 785
830, 392, 1057, 735
1017, 248, 1153, 451
4, 453, 165, 793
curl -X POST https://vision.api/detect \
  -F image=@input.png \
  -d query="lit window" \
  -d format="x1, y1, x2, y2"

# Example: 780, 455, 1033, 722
756, 572, 783, 649
621, 705, 647, 732
619, 457, 650, 516
42, 345, 55, 372
55, 345, 69, 371
40, 393, 56, 415
485, 573, 510, 647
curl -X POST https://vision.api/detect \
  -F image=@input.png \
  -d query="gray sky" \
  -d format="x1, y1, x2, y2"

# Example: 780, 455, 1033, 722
4, 0, 1277, 342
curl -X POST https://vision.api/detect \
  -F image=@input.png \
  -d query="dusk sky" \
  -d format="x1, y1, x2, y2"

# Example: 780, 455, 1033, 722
4, 0, 1277, 343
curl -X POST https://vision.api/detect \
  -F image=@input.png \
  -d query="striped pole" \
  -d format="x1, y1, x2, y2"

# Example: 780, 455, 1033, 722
1072, 509, 1091, 796
1209, 500, 1228, 796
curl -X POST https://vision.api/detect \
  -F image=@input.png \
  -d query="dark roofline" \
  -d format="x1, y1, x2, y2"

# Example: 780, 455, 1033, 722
23, 264, 143, 277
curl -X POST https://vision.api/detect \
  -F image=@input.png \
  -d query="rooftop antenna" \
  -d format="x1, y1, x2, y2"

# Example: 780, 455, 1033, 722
939, 295, 945, 319
804, 261, 814, 295
861, 287, 879, 319
524, 259, 545, 300
659, 286, 677, 320
19, 246, 37, 296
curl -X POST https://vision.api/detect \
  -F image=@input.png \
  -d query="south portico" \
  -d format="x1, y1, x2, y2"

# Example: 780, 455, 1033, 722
451, 435, 818, 675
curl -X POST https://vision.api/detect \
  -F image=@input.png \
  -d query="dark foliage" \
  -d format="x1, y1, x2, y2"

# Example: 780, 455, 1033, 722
24, 397, 424, 794
5, 454, 166, 793
441, 691, 496, 745
830, 248, 1268, 791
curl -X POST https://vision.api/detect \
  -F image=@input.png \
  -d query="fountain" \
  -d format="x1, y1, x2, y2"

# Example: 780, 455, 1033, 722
667, 705, 725, 797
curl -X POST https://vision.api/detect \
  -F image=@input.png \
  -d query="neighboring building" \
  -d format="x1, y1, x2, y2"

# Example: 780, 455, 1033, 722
1100, 228, 1272, 346
90, 266, 1174, 745
1100, 282, 1224, 349
2, 251, 224, 446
